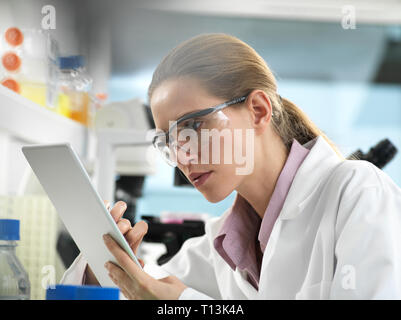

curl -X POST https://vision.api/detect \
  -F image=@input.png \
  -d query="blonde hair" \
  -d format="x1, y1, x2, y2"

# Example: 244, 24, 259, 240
148, 33, 343, 157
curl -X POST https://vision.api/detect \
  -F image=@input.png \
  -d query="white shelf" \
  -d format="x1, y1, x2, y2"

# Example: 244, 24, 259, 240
0, 85, 88, 157
0, 86, 155, 200
0, 85, 90, 194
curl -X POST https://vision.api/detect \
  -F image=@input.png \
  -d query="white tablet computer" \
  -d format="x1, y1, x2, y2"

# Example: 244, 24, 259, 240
22, 143, 143, 288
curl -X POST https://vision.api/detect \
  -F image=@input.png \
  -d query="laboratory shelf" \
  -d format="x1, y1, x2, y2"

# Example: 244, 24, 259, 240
0, 85, 88, 157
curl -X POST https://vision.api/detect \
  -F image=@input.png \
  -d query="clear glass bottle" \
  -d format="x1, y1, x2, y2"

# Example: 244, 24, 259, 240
56, 55, 93, 127
0, 219, 30, 300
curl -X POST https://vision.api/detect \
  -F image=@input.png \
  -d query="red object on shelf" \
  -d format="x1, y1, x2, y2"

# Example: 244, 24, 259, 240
95, 93, 108, 101
5, 27, 24, 47
1, 78, 20, 93
2, 52, 21, 72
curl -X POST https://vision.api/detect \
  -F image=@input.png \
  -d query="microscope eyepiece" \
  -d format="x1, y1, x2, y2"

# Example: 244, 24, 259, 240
347, 139, 398, 169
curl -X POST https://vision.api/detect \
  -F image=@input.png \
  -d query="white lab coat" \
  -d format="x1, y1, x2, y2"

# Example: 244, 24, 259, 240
61, 136, 401, 299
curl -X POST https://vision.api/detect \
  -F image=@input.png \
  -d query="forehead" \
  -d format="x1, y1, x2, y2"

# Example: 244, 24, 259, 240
150, 77, 221, 132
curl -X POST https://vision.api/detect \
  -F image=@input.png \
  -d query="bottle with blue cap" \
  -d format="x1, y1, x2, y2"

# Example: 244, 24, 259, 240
0, 219, 30, 300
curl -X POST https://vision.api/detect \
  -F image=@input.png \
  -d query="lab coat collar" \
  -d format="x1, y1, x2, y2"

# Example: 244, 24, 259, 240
279, 136, 343, 220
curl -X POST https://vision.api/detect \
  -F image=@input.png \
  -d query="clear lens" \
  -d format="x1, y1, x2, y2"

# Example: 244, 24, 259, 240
152, 109, 232, 166
171, 110, 230, 165
160, 144, 177, 167
153, 133, 178, 167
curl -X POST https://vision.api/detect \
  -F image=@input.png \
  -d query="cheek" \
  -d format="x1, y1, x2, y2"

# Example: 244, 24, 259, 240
200, 164, 244, 203
209, 128, 247, 167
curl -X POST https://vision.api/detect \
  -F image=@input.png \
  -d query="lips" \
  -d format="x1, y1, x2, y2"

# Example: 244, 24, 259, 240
189, 171, 213, 187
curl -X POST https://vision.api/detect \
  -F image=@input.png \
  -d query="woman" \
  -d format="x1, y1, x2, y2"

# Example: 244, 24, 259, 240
61, 33, 401, 299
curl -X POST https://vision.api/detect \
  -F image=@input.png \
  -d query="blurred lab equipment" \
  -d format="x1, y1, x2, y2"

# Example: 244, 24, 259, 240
0, 84, 88, 195
0, 195, 62, 300
0, 219, 30, 300
56, 55, 93, 127
93, 98, 156, 222
174, 166, 192, 187
54, 98, 156, 269
142, 214, 207, 265
0, 84, 91, 298
46, 284, 119, 300
0, 27, 59, 109
347, 138, 398, 169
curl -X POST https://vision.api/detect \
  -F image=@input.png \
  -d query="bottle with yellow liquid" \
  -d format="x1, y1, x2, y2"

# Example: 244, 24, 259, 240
0, 27, 59, 111
57, 56, 93, 127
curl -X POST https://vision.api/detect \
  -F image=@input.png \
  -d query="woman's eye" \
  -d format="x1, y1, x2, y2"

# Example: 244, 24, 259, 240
191, 120, 203, 131
180, 119, 203, 131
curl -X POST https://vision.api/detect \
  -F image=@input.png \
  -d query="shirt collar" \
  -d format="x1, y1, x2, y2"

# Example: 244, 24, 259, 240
258, 138, 310, 251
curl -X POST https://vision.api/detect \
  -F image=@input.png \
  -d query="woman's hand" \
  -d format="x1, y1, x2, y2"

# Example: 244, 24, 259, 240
103, 233, 187, 300
104, 200, 147, 268
84, 200, 146, 285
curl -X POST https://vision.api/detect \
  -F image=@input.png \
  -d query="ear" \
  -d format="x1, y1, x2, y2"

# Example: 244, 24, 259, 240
246, 90, 272, 134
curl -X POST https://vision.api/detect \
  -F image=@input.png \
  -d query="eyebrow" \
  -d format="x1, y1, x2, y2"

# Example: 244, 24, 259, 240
174, 108, 205, 122
158, 107, 206, 132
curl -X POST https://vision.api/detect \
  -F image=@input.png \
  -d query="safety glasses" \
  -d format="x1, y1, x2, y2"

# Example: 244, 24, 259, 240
152, 94, 249, 167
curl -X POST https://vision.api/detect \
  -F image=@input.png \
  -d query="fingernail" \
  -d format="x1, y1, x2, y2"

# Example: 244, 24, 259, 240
103, 234, 110, 242
104, 262, 109, 269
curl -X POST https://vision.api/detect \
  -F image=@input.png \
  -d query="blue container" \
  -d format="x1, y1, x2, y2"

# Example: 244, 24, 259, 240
46, 285, 120, 300
0, 219, 20, 240
57, 55, 84, 70
76, 285, 120, 300
46, 284, 77, 300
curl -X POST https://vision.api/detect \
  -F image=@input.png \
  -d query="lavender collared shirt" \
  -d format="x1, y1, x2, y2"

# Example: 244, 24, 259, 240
213, 138, 310, 290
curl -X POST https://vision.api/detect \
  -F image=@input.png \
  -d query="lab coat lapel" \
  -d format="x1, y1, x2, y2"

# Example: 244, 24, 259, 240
279, 136, 343, 221
232, 268, 259, 298
257, 217, 283, 290
256, 137, 343, 297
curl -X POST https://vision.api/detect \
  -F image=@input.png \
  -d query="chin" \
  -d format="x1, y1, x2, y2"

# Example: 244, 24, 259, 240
201, 187, 234, 203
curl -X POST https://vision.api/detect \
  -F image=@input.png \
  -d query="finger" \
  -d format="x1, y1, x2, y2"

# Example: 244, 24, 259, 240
120, 287, 135, 300
125, 221, 148, 254
103, 200, 111, 210
138, 258, 145, 269
106, 262, 132, 287
109, 201, 127, 222
103, 234, 149, 284
117, 218, 132, 235
107, 266, 136, 300
107, 262, 154, 300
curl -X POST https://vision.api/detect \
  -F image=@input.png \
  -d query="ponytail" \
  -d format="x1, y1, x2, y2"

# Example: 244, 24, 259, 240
274, 96, 343, 158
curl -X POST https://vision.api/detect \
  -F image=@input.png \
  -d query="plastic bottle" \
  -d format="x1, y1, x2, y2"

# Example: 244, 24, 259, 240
46, 284, 120, 300
0, 219, 30, 300
0, 27, 55, 108
57, 55, 93, 126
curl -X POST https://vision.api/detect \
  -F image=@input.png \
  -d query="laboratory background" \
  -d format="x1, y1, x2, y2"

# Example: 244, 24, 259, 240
0, 0, 400, 300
